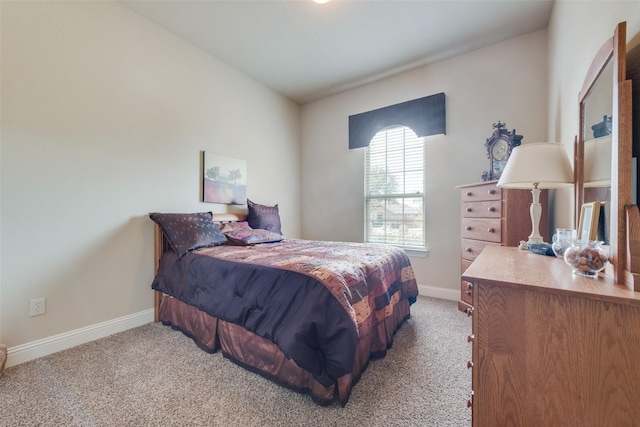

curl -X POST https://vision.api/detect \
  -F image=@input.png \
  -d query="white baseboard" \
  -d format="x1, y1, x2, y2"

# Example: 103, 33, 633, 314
418, 284, 459, 301
6, 309, 154, 368
6, 286, 455, 368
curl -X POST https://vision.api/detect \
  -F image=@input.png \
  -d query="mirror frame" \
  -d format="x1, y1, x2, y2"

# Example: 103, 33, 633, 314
575, 21, 633, 285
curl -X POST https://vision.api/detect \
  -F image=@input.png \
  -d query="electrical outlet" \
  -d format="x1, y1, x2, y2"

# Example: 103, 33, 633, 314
30, 297, 46, 317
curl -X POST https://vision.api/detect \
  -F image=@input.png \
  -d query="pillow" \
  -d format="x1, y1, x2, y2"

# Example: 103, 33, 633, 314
247, 199, 282, 234
217, 221, 251, 233
149, 212, 227, 258
223, 228, 284, 246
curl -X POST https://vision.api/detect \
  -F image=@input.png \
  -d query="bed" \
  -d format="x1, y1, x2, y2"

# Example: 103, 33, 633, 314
150, 211, 419, 406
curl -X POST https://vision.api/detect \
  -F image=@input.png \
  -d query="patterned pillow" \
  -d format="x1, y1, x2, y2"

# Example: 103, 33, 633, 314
149, 212, 227, 258
247, 199, 282, 234
217, 221, 251, 233
224, 228, 284, 245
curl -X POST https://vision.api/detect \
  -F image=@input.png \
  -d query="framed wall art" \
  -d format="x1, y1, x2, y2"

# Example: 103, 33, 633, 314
202, 152, 247, 204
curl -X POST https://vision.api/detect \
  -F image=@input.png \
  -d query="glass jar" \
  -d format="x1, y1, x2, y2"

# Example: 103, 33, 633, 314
563, 240, 608, 278
552, 228, 577, 258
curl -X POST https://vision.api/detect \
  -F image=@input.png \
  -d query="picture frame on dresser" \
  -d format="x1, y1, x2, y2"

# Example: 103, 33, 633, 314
577, 201, 601, 242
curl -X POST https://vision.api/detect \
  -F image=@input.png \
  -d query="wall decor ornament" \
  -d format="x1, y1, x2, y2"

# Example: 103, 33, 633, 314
202, 152, 247, 204
482, 121, 523, 181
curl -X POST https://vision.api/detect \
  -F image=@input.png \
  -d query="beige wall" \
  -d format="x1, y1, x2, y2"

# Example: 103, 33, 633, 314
547, 1, 640, 229
0, 2, 301, 349
301, 30, 549, 295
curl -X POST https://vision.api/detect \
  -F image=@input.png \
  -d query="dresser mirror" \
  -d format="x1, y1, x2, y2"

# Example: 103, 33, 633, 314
580, 57, 613, 242
575, 21, 633, 285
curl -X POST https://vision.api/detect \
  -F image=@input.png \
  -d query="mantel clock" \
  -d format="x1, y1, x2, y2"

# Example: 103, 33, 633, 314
482, 121, 523, 181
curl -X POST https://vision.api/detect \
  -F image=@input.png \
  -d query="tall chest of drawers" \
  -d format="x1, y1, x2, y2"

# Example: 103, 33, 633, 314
457, 180, 548, 312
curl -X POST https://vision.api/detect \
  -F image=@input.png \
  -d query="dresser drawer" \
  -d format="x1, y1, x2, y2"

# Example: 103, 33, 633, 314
461, 258, 473, 274
462, 200, 502, 218
461, 182, 501, 202
458, 300, 473, 314
462, 239, 499, 262
460, 280, 474, 306
461, 218, 502, 243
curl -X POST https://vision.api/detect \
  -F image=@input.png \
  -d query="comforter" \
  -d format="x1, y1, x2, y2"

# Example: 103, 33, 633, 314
151, 239, 418, 389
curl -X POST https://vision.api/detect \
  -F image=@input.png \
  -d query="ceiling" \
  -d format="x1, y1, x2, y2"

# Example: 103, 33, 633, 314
121, 0, 554, 104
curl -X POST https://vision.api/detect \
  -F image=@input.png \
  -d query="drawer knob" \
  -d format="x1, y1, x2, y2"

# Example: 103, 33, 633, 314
465, 247, 472, 253
467, 360, 474, 369
488, 227, 495, 233
465, 226, 472, 231
488, 189, 496, 195
488, 207, 496, 212
467, 334, 474, 343
466, 207, 472, 212
466, 283, 473, 295
467, 398, 473, 409
466, 191, 472, 197
466, 307, 474, 317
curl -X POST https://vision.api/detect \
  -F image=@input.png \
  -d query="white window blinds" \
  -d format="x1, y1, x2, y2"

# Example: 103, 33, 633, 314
365, 126, 425, 249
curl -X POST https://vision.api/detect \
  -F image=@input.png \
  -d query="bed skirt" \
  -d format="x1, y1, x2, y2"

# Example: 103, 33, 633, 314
158, 293, 412, 406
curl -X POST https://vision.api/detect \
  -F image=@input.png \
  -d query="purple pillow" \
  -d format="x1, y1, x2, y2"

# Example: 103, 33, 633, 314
149, 212, 227, 258
217, 221, 251, 233
247, 199, 282, 235
224, 228, 284, 245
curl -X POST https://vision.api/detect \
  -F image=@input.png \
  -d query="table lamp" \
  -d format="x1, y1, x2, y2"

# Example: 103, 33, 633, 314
497, 142, 573, 249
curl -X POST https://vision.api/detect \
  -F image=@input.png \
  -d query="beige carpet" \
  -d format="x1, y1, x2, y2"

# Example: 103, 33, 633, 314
0, 296, 472, 426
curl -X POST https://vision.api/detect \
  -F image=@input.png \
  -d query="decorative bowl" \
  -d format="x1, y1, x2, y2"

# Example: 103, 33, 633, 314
563, 240, 608, 278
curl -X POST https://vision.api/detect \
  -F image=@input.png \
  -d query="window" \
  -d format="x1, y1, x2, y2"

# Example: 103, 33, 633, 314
365, 126, 425, 250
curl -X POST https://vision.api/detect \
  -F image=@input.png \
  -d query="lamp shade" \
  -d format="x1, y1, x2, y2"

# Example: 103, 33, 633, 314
497, 142, 574, 189
583, 135, 612, 187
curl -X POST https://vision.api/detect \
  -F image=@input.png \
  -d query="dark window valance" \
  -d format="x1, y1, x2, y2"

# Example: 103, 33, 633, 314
348, 92, 446, 149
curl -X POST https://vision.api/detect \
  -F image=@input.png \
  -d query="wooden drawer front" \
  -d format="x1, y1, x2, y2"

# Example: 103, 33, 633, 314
461, 218, 502, 243
461, 258, 473, 274
462, 200, 502, 218
461, 183, 501, 202
458, 300, 473, 313
461, 239, 498, 262
460, 280, 474, 305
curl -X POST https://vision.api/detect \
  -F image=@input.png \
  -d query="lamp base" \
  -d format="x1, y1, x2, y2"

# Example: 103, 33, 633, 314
527, 189, 544, 245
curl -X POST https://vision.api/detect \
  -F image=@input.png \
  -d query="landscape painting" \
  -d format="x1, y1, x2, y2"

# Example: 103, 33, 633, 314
203, 152, 247, 204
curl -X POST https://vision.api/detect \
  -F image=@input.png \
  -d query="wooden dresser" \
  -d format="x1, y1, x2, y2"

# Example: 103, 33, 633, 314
457, 181, 547, 313
462, 246, 640, 426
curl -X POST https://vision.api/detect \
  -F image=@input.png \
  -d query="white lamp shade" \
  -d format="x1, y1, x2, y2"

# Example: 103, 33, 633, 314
497, 142, 574, 189
583, 135, 612, 187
